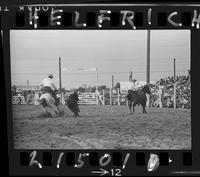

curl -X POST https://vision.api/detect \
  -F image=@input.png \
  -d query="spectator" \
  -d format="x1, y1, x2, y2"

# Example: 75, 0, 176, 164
148, 75, 190, 108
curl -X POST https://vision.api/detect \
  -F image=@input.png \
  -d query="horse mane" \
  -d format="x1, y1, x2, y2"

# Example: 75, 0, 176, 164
141, 85, 147, 93
141, 85, 151, 95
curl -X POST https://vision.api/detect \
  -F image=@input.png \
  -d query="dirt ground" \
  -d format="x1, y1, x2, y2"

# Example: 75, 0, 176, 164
12, 105, 191, 149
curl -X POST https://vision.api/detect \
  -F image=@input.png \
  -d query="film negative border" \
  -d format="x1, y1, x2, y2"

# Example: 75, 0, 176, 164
1, 4, 200, 29
1, 2, 200, 176
15, 150, 196, 176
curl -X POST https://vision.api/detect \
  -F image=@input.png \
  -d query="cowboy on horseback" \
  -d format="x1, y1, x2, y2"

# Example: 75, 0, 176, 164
40, 74, 59, 106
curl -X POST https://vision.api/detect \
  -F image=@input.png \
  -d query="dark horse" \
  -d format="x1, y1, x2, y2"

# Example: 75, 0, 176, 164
127, 85, 151, 114
66, 92, 80, 117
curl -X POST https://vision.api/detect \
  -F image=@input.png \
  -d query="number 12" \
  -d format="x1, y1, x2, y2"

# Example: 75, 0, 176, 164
111, 169, 122, 176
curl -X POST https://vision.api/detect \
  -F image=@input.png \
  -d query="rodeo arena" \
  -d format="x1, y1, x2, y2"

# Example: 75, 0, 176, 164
12, 63, 191, 150
11, 30, 191, 150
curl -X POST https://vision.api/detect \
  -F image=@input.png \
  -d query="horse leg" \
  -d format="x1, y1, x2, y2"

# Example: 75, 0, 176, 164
128, 101, 133, 114
142, 105, 147, 113
73, 108, 79, 118
77, 106, 80, 113
56, 105, 63, 115
132, 103, 136, 113
54, 109, 59, 115
53, 106, 63, 116
52, 104, 63, 116
76, 109, 79, 117
74, 111, 77, 118
42, 106, 52, 117
76, 106, 80, 116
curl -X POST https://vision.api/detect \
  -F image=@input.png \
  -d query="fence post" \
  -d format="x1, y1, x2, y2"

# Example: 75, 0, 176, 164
158, 86, 163, 108
110, 87, 112, 105
146, 95, 150, 107
117, 88, 120, 106
103, 89, 105, 105
173, 83, 176, 108
98, 92, 104, 105
125, 91, 128, 106
96, 91, 99, 105
34, 93, 39, 105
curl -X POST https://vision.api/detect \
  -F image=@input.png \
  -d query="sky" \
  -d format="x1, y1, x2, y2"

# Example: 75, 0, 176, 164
10, 30, 190, 90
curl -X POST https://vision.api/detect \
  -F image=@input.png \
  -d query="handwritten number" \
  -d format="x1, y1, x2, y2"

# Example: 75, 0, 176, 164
99, 153, 111, 166
75, 153, 89, 168
57, 152, 64, 168
116, 169, 121, 176
122, 153, 130, 169
111, 169, 114, 176
29, 151, 42, 168
111, 169, 122, 176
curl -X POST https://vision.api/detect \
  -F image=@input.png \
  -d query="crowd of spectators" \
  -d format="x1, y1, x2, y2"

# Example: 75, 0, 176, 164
149, 75, 191, 108
11, 87, 40, 104
11, 74, 191, 108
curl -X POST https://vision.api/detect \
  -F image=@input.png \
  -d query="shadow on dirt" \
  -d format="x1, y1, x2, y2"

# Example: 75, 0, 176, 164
36, 112, 76, 119
37, 113, 52, 118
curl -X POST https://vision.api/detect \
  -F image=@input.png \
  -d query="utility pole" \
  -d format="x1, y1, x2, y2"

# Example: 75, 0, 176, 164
110, 86, 112, 105
112, 75, 114, 88
146, 30, 151, 107
174, 58, 176, 79
103, 89, 105, 105
188, 69, 191, 82
147, 30, 150, 84
96, 68, 99, 105
110, 76, 113, 106
129, 71, 133, 82
59, 57, 62, 105
117, 88, 120, 106
173, 58, 176, 109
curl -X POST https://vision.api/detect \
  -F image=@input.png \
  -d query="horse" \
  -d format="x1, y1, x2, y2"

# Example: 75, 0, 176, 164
66, 92, 80, 117
38, 92, 63, 117
127, 85, 151, 114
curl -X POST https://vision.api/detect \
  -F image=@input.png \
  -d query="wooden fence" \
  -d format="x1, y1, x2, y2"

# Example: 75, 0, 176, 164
12, 96, 26, 104
77, 92, 98, 105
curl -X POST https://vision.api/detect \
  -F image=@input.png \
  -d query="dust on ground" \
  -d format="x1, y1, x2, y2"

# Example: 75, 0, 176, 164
12, 105, 191, 149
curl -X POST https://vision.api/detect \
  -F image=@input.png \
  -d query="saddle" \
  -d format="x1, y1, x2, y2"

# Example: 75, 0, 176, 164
42, 87, 58, 103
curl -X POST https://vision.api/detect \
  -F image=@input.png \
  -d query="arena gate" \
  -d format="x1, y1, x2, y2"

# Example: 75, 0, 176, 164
12, 96, 26, 104
77, 92, 104, 105
12, 92, 41, 105
77, 92, 98, 105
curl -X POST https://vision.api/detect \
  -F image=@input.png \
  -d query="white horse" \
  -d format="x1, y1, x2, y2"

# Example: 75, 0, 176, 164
38, 93, 63, 117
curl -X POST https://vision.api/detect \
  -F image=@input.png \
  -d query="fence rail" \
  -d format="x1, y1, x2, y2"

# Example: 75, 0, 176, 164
12, 96, 26, 104
11, 84, 190, 108
78, 92, 98, 105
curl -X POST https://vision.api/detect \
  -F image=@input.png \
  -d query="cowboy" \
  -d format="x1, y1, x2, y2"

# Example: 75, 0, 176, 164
40, 74, 59, 105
